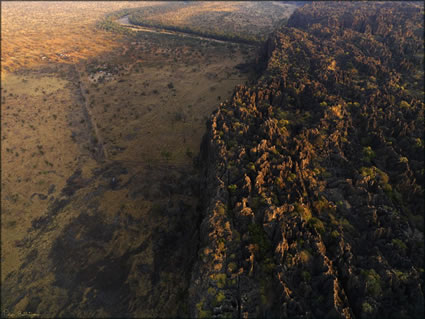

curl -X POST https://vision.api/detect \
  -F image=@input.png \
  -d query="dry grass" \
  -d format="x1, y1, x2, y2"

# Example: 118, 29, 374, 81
1, 68, 88, 277
1, 0, 256, 284
1, 1, 160, 72
80, 34, 254, 165
127, 1, 297, 41
1, 2, 294, 316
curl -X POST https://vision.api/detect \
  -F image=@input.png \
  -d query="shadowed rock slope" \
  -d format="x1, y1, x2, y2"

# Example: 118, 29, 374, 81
189, 2, 424, 318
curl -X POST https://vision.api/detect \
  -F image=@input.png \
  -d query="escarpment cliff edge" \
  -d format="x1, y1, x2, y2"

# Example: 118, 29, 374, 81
189, 2, 424, 318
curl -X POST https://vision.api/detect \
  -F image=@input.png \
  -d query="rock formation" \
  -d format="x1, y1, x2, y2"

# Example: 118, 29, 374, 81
190, 2, 424, 318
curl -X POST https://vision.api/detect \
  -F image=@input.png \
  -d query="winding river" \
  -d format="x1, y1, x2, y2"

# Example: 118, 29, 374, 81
116, 15, 253, 45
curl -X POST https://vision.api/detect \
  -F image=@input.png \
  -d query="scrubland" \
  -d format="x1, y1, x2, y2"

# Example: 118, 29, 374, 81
1, 2, 295, 317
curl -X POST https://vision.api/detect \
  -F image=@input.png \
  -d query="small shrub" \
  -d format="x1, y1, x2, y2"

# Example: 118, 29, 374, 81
362, 146, 376, 162
392, 238, 407, 251
331, 230, 340, 239
361, 269, 382, 297
248, 223, 272, 260
287, 172, 297, 182
295, 204, 312, 222
314, 197, 336, 215
414, 138, 424, 149
360, 166, 376, 178
214, 273, 226, 288
216, 203, 226, 216
196, 299, 211, 318
308, 217, 325, 234
247, 162, 256, 171
216, 292, 225, 303
228, 184, 237, 194
340, 218, 355, 232
394, 269, 408, 281
362, 302, 374, 314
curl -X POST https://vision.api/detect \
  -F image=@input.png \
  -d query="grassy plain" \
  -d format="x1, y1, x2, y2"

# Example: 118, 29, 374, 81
1, 1, 296, 316
123, 1, 296, 42
79, 34, 253, 165
1, 1, 159, 72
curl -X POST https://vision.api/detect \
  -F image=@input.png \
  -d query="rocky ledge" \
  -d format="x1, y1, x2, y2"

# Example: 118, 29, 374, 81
189, 2, 424, 318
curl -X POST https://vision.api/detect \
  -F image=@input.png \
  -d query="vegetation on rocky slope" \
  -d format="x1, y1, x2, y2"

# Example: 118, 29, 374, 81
190, 2, 424, 318
97, 2, 297, 45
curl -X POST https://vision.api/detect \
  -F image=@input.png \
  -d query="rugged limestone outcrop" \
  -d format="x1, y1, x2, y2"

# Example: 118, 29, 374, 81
189, 2, 424, 318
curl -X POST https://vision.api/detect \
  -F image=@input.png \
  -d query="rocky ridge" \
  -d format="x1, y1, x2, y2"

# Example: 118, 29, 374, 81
189, 2, 424, 318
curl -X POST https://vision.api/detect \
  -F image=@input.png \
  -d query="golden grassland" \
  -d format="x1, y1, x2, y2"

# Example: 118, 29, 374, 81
2, 69, 85, 276
1, 1, 254, 282
1, 1, 159, 72
126, 1, 296, 42
79, 37, 253, 165
1, 2, 293, 316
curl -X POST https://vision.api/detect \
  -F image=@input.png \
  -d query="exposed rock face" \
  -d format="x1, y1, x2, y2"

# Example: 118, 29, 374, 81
190, 2, 424, 318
